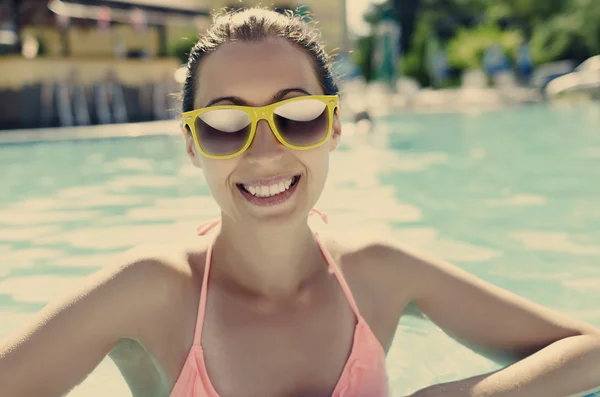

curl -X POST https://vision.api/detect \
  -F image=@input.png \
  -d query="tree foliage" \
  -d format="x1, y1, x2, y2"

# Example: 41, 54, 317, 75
355, 0, 600, 85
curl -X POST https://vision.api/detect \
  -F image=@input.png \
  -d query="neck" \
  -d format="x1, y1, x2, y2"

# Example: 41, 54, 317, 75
211, 213, 326, 301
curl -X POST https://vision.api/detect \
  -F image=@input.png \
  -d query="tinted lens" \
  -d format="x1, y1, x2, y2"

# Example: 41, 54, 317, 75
194, 109, 252, 156
273, 99, 330, 147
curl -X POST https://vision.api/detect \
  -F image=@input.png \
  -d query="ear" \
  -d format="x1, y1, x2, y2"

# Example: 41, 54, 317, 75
183, 126, 203, 169
329, 108, 342, 152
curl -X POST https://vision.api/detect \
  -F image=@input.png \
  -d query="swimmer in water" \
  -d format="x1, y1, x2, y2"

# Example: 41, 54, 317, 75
1, 7, 600, 397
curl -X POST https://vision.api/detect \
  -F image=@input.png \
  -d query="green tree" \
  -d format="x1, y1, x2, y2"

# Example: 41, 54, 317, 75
530, 0, 600, 64
354, 0, 600, 86
446, 24, 524, 70
352, 2, 391, 82
353, 34, 376, 81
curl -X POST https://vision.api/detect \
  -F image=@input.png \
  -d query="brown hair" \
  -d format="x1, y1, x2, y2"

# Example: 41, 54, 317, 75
181, 7, 339, 113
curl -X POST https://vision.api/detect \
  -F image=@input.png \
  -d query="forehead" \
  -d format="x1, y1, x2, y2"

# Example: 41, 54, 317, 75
194, 38, 322, 107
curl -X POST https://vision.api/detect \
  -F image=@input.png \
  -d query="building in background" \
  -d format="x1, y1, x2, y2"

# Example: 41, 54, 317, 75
0, 0, 209, 130
0, 0, 348, 130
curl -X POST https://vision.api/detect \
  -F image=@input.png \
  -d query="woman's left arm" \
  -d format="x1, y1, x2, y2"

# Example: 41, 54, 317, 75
410, 335, 600, 397
380, 242, 600, 397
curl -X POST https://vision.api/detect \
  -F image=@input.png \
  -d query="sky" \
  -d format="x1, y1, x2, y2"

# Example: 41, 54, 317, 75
346, 0, 386, 36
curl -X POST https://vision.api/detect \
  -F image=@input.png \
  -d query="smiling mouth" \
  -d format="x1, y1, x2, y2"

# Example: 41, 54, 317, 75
237, 175, 300, 198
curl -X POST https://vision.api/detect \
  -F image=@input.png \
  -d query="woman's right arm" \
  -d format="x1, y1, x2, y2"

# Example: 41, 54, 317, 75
0, 256, 174, 397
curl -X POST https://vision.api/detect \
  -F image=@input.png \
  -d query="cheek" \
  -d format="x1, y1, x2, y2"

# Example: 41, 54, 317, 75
299, 146, 330, 183
299, 149, 330, 210
201, 160, 238, 202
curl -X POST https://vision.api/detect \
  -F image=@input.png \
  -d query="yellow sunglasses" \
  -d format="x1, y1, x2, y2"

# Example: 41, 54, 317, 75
182, 95, 339, 160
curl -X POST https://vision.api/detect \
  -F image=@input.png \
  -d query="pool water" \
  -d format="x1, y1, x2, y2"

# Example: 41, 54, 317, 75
1, 102, 600, 396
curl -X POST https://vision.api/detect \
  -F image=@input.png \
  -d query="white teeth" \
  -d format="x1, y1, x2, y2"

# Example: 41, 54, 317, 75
243, 177, 295, 197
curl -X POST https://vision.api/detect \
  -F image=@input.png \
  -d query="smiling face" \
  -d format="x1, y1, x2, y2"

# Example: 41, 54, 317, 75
185, 38, 341, 224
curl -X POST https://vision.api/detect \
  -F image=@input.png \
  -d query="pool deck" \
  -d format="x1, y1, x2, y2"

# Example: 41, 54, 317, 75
0, 120, 180, 144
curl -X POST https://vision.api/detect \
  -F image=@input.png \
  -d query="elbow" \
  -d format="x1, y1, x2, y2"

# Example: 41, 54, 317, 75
550, 333, 600, 359
582, 333, 600, 348
521, 328, 600, 360
583, 327, 600, 339
570, 324, 600, 341
556, 328, 600, 352
558, 323, 600, 343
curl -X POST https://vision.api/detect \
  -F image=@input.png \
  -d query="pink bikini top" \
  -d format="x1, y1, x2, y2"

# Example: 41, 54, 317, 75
169, 211, 389, 397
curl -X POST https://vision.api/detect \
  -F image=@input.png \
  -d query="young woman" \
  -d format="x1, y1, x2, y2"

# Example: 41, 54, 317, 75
1, 8, 600, 397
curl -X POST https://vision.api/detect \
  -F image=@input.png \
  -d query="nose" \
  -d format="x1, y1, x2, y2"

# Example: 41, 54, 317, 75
245, 119, 284, 164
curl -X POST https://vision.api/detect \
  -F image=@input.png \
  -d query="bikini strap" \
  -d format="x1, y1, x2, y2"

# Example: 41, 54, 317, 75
313, 231, 361, 318
197, 219, 220, 236
309, 208, 328, 224
193, 219, 220, 346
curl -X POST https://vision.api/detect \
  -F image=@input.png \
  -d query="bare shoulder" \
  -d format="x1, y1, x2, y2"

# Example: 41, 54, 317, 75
317, 229, 419, 292
6, 233, 211, 343
324, 230, 456, 295
0, 234, 211, 397
323, 228, 467, 304
117, 234, 213, 329
318, 232, 415, 303
122, 234, 211, 284
316, 231, 424, 349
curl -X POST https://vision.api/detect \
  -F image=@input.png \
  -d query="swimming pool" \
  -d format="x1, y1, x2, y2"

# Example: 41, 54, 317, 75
1, 102, 599, 396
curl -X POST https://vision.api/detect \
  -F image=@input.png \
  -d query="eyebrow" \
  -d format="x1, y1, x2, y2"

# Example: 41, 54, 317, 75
204, 88, 312, 107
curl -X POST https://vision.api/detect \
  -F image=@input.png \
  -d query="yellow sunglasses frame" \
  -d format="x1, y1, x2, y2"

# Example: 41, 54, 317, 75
182, 95, 339, 160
